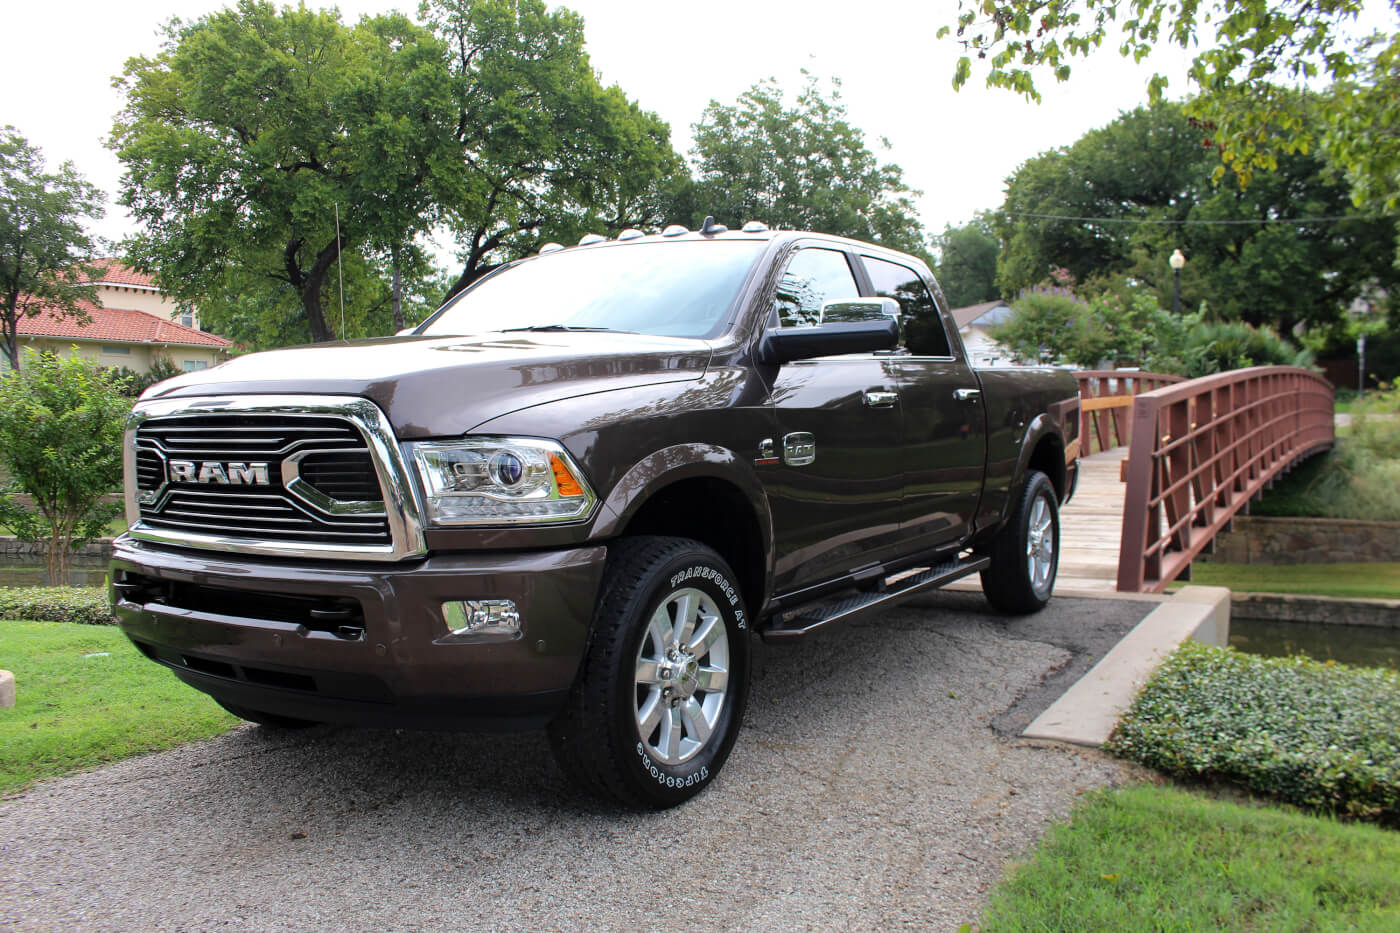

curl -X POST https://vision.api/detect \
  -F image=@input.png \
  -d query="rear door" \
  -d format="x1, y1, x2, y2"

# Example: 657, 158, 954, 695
859, 253, 987, 552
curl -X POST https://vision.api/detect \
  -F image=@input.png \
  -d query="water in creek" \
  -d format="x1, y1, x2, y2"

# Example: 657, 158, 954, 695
1230, 617, 1400, 670
0, 556, 111, 588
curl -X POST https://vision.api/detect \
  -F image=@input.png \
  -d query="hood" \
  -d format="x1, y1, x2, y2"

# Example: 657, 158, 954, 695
145, 331, 712, 438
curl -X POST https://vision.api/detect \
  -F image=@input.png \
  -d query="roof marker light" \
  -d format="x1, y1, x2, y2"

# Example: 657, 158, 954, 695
741, 220, 769, 233
539, 242, 565, 253
661, 224, 689, 237
616, 228, 644, 241
577, 233, 606, 246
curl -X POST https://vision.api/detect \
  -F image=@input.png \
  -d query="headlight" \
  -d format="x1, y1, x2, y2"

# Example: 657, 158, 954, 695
408, 437, 597, 525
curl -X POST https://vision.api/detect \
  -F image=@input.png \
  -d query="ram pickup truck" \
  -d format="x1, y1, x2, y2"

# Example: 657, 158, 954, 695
111, 220, 1079, 809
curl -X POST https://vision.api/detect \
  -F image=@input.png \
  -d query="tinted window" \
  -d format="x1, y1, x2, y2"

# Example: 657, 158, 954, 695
774, 248, 860, 328
863, 256, 951, 357
423, 240, 766, 339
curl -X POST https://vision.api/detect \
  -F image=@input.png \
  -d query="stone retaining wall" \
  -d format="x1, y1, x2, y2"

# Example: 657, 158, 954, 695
1207, 515, 1400, 565
1232, 592, 1400, 628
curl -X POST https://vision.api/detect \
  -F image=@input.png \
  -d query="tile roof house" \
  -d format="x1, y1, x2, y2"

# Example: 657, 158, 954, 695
5, 260, 230, 374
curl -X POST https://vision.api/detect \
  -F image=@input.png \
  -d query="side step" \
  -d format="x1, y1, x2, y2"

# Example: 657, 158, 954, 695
760, 555, 991, 644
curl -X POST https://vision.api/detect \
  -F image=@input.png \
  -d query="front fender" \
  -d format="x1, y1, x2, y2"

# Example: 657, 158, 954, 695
592, 443, 775, 599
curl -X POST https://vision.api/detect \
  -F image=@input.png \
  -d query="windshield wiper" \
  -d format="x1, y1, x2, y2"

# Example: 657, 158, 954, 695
500, 324, 632, 333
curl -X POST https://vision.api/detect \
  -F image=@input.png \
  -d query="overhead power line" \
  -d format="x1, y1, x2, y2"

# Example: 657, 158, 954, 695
1003, 210, 1396, 226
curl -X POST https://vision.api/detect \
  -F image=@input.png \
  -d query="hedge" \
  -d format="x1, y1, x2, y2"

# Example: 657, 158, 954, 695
0, 586, 116, 625
1108, 641, 1400, 825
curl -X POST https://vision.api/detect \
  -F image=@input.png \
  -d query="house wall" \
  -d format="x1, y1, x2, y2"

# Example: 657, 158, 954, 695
96, 284, 199, 329
19, 339, 224, 374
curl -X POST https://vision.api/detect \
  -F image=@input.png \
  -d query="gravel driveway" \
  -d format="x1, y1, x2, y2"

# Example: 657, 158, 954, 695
1, 592, 1151, 932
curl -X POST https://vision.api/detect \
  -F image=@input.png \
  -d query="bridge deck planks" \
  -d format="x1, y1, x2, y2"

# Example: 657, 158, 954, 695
1056, 446, 1130, 593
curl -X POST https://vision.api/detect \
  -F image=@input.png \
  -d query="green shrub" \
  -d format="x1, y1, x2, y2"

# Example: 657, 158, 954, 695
0, 586, 115, 625
1255, 416, 1400, 521
1108, 641, 1400, 825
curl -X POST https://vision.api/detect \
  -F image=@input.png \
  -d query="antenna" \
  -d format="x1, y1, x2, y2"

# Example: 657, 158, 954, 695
334, 203, 346, 339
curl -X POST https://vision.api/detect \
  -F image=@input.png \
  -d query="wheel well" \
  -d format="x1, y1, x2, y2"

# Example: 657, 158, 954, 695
618, 478, 766, 615
1028, 435, 1067, 502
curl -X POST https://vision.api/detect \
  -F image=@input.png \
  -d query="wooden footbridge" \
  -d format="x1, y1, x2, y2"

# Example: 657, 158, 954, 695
1058, 367, 1336, 593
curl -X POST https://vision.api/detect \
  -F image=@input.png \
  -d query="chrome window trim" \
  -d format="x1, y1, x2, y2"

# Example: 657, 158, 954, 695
124, 394, 427, 561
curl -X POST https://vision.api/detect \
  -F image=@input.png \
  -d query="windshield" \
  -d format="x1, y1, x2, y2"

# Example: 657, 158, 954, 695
421, 240, 766, 339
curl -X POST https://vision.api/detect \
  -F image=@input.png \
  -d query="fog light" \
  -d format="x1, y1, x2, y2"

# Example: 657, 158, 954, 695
443, 600, 521, 637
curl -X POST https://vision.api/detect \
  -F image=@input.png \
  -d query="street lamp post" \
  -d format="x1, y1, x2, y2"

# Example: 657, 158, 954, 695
1170, 248, 1186, 316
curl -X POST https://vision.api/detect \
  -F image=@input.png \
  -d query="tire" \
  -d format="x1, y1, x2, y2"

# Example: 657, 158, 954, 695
980, 470, 1060, 614
548, 536, 751, 809
217, 701, 319, 730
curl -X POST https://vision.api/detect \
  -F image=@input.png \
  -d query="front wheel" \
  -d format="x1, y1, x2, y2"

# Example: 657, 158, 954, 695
980, 470, 1060, 614
548, 536, 751, 809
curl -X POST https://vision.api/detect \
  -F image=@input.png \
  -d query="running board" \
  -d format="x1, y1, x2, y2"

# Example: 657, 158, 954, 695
760, 555, 991, 644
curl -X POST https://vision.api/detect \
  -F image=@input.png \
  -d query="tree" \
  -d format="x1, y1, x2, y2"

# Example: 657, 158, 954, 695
113, 2, 459, 344
113, 1, 687, 332
940, 0, 1400, 208
690, 74, 927, 255
192, 244, 444, 351
421, 0, 688, 299
994, 102, 1400, 335
932, 216, 1000, 307
0, 353, 129, 584
0, 128, 104, 371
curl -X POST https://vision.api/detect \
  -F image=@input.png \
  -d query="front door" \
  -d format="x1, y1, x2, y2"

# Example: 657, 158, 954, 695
760, 245, 907, 593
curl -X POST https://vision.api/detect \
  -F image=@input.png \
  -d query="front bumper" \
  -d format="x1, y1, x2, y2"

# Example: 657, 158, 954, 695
110, 536, 607, 731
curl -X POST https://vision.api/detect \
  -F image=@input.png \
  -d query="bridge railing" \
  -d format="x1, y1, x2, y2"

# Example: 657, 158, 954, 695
1117, 366, 1335, 593
1074, 370, 1185, 454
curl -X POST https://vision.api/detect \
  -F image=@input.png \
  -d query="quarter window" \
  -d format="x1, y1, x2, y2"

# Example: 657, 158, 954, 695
774, 248, 860, 328
863, 256, 951, 357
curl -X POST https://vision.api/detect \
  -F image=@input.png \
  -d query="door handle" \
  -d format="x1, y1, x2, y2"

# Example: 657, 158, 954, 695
863, 390, 899, 408
954, 388, 981, 402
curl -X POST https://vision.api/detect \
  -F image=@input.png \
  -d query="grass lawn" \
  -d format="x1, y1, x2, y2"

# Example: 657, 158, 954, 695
0, 620, 237, 794
1183, 561, 1400, 600
980, 783, 1400, 932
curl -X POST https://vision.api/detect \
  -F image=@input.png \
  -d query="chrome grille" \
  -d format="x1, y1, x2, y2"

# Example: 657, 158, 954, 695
134, 413, 390, 547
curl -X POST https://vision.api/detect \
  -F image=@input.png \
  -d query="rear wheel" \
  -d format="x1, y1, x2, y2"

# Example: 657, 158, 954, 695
217, 701, 319, 730
980, 470, 1060, 614
548, 536, 751, 809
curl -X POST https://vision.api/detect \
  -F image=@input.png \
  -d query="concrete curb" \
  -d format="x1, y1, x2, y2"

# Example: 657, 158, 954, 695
1021, 585, 1231, 747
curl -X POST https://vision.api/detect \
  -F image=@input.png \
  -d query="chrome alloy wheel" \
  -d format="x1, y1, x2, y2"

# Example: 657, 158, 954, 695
633, 586, 731, 766
1026, 493, 1056, 598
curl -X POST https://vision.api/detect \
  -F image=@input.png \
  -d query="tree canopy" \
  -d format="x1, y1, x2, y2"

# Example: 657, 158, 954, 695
0, 128, 104, 371
113, 2, 456, 343
940, 0, 1400, 208
690, 74, 927, 255
111, 0, 685, 347
994, 102, 1400, 335
932, 216, 1000, 308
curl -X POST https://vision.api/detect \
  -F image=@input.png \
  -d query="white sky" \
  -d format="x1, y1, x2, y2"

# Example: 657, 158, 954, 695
4, 0, 1205, 250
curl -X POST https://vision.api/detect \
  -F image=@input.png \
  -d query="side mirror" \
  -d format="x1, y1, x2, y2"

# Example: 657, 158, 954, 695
395, 327, 418, 337
759, 317, 900, 364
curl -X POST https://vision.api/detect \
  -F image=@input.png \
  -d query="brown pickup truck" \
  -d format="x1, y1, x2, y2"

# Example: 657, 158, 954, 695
111, 221, 1078, 808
